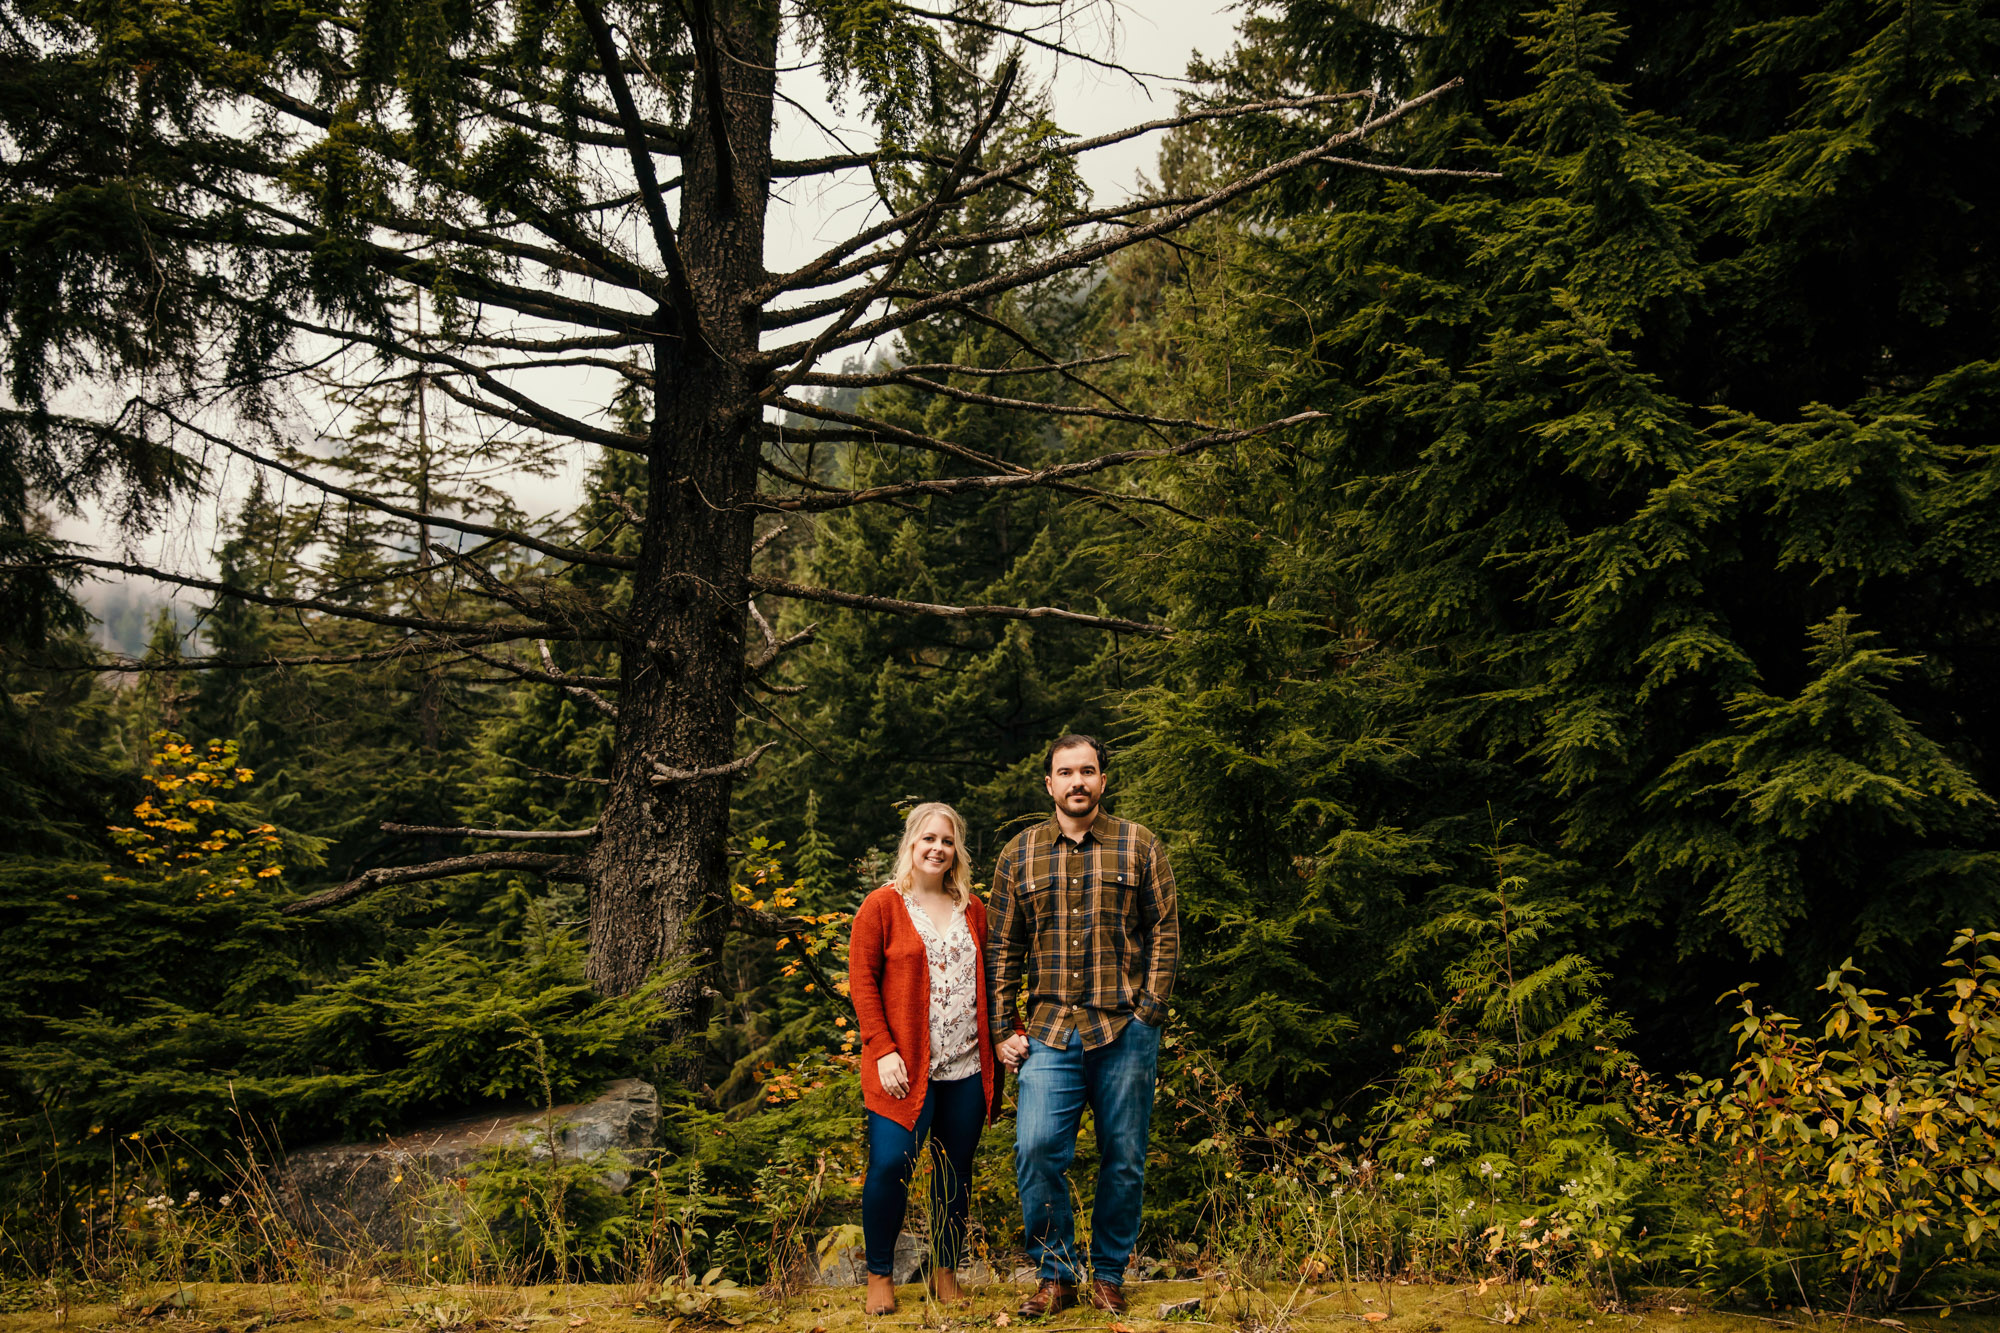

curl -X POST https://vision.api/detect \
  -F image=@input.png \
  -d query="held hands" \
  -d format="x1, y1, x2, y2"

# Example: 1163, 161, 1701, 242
877, 1052, 911, 1098
996, 1033, 1030, 1071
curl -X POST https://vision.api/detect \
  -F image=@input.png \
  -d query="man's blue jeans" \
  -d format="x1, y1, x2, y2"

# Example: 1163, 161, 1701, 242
1014, 1017, 1161, 1285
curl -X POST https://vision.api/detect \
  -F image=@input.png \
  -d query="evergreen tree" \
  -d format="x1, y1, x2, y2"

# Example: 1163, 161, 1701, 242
1115, 0, 2000, 1089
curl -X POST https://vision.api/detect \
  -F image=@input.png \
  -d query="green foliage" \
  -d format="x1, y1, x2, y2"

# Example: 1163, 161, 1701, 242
260, 931, 679, 1138
0, 731, 677, 1274
1638, 611, 1997, 956
0, 636, 129, 858
1111, 0, 2000, 1100
461, 1144, 634, 1277
1370, 846, 1635, 1199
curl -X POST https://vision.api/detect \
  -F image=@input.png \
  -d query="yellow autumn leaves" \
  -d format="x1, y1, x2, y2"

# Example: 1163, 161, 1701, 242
103, 731, 287, 898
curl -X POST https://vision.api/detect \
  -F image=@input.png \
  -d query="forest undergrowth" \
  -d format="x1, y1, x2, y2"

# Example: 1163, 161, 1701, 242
5, 859, 1995, 1326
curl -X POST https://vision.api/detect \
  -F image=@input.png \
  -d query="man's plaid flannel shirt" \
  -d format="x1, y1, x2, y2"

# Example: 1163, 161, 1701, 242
985, 808, 1180, 1050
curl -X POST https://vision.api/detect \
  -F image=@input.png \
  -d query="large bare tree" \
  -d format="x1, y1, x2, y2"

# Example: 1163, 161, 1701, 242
0, 0, 1472, 1042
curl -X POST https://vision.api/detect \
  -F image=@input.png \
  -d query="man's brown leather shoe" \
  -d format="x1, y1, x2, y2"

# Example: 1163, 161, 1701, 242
1018, 1280, 1077, 1318
1084, 1280, 1127, 1314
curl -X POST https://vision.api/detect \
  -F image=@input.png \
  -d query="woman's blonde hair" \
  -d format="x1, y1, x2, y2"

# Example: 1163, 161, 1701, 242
890, 801, 972, 902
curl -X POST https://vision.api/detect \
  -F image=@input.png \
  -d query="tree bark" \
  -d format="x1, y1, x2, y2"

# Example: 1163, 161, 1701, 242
586, 0, 778, 1073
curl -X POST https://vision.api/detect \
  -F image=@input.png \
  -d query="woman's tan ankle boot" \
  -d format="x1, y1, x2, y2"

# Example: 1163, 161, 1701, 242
865, 1273, 897, 1316
928, 1268, 966, 1303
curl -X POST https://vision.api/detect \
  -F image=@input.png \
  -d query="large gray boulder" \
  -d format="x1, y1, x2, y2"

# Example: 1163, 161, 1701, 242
278, 1078, 660, 1250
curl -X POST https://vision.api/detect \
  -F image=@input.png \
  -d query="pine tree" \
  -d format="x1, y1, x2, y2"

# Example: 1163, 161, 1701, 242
1112, 0, 2000, 1083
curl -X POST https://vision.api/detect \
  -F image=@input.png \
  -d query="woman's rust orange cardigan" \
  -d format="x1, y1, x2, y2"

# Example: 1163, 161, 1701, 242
847, 885, 998, 1130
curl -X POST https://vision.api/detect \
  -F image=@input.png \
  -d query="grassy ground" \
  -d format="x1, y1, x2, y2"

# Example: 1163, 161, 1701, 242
4, 1278, 1992, 1333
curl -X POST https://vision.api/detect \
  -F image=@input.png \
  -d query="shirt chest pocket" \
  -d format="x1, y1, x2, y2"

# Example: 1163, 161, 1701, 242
1024, 876, 1067, 929
1100, 872, 1142, 938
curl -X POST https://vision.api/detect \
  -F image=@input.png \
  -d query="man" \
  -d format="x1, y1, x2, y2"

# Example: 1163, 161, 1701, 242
988, 733, 1180, 1317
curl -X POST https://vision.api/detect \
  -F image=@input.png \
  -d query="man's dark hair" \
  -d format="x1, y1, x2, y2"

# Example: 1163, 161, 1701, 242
1045, 733, 1109, 774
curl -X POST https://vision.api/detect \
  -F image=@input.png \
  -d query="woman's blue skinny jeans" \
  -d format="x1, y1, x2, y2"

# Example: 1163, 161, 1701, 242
862, 1073, 985, 1277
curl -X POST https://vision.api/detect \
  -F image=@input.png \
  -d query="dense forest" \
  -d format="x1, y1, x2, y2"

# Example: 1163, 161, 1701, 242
3, 0, 1998, 1313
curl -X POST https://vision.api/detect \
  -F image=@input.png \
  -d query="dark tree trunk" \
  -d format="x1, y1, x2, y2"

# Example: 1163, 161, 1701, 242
587, 0, 778, 1070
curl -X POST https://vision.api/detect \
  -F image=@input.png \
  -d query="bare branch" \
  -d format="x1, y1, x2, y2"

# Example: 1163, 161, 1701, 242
749, 577, 1169, 637
428, 545, 546, 622
763, 57, 1021, 403
767, 397, 1023, 474
805, 374, 1206, 429
772, 148, 960, 177
456, 331, 644, 355
38, 555, 605, 642
747, 605, 816, 671
1315, 156, 1504, 181
794, 355, 1124, 385
762, 195, 1202, 302
1035, 479, 1200, 522
452, 643, 620, 691
283, 851, 590, 915
760, 283, 933, 332
650, 741, 778, 784
539, 639, 621, 719
769, 91, 1376, 298
502, 759, 613, 787
757, 452, 871, 497
605, 492, 645, 526
894, 3, 1175, 85
218, 214, 653, 338
571, 0, 705, 344
13, 635, 529, 675
759, 411, 1328, 512
762, 83, 1472, 371
456, 62, 688, 152
157, 408, 638, 572
382, 823, 601, 839
272, 313, 651, 454
936, 301, 1175, 443
746, 597, 776, 654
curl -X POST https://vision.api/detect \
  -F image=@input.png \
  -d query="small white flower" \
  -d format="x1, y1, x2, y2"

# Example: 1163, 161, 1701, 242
185, 1190, 200, 1204
1421, 1156, 1436, 1168
219, 1194, 233, 1206
1393, 1172, 1406, 1181
1479, 1161, 1494, 1177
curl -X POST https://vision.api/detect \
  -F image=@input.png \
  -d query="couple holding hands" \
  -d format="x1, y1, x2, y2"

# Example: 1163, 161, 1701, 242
846, 734, 1180, 1318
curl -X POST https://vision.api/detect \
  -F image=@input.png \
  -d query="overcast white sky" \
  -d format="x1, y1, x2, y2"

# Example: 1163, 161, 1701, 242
71, 1, 1247, 637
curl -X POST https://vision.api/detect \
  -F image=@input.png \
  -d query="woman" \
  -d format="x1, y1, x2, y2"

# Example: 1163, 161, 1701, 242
847, 801, 998, 1315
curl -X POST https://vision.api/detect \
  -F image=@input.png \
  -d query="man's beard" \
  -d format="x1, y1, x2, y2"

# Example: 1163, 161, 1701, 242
1062, 788, 1100, 818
